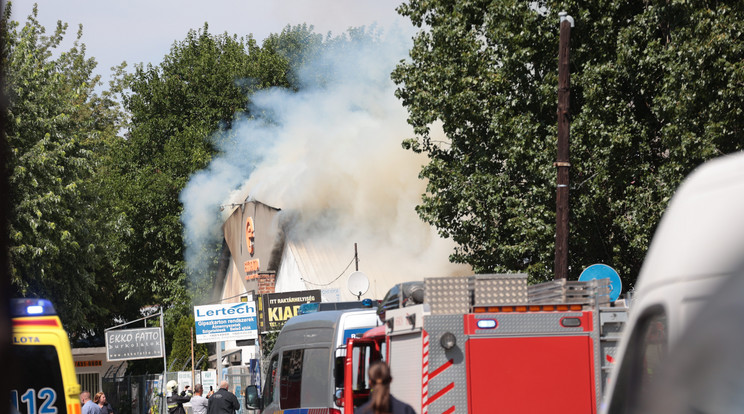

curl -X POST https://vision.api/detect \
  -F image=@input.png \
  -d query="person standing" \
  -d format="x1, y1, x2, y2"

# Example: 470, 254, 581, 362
190, 384, 209, 414
357, 361, 416, 414
94, 392, 114, 414
206, 380, 240, 414
166, 380, 191, 414
81, 391, 101, 414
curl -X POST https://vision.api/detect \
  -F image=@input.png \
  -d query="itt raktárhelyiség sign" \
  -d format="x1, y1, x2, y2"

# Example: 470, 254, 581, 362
194, 302, 258, 344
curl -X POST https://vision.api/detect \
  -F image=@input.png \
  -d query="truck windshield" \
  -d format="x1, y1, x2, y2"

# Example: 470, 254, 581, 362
10, 345, 67, 414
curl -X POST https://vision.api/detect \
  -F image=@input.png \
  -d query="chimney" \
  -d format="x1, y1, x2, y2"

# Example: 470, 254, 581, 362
257, 271, 276, 294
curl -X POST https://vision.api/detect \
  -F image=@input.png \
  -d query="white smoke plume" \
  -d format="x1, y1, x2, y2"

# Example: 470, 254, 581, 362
180, 25, 471, 293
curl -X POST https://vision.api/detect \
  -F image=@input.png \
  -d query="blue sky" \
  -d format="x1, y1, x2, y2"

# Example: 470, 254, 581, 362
9, 0, 409, 86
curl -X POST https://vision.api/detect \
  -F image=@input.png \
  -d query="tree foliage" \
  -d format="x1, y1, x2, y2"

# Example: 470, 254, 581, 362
3, 5, 328, 349
393, 0, 744, 286
169, 315, 208, 371
110, 24, 329, 373
115, 24, 324, 318
2, 4, 129, 338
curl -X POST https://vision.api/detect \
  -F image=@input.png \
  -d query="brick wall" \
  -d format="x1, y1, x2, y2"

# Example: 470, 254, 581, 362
257, 272, 275, 294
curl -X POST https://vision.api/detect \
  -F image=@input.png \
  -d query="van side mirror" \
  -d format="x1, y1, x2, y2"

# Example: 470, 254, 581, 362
244, 385, 262, 410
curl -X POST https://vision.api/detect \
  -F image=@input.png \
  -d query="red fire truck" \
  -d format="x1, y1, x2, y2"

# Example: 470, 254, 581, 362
342, 274, 628, 413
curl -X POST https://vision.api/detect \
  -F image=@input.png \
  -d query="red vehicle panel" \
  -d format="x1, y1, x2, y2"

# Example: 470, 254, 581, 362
466, 336, 596, 413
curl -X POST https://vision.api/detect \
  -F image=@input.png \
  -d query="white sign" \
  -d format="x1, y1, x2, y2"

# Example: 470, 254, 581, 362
177, 371, 192, 391
105, 327, 163, 361
194, 302, 258, 343
200, 370, 217, 392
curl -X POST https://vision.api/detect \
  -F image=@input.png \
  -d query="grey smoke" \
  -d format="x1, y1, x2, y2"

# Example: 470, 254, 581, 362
180, 25, 471, 289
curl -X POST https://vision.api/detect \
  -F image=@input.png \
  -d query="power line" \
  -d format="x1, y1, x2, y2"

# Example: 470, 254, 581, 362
301, 256, 356, 287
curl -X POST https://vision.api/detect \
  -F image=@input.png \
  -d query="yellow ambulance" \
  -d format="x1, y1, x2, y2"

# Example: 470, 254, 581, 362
10, 298, 81, 414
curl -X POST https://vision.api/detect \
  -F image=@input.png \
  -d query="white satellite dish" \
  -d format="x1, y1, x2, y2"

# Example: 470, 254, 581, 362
347, 271, 370, 300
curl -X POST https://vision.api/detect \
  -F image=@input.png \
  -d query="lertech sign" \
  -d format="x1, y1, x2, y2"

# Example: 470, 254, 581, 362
194, 302, 258, 344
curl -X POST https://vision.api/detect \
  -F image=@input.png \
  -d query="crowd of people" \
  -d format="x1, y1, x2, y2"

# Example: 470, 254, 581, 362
166, 380, 240, 414
80, 379, 240, 414
80, 362, 409, 414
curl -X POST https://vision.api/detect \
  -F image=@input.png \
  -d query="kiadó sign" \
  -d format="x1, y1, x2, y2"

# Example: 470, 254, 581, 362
257, 290, 321, 332
105, 327, 163, 361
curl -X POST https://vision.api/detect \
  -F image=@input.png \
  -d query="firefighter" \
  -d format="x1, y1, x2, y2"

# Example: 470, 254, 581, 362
180, 385, 193, 398
166, 380, 191, 414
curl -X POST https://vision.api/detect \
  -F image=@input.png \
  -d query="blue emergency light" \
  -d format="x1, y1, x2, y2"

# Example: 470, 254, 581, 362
476, 319, 498, 329
298, 303, 320, 315
11, 298, 57, 317
298, 299, 378, 315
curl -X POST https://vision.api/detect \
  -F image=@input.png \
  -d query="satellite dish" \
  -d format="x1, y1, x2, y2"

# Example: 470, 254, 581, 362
579, 264, 623, 302
347, 271, 370, 300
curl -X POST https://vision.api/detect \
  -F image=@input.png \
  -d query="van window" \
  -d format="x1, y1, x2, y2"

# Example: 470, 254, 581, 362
351, 345, 373, 392
263, 355, 278, 407
10, 345, 67, 414
279, 348, 331, 409
640, 314, 667, 383
280, 350, 303, 408
608, 307, 668, 413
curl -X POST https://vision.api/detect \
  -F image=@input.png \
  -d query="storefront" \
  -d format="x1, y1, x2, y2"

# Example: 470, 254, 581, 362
73, 347, 128, 394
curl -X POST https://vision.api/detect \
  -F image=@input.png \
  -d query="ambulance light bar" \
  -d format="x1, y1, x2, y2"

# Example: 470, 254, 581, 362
11, 298, 57, 317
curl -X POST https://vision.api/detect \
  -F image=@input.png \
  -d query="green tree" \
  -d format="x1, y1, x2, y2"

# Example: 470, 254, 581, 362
117, 25, 255, 317
169, 315, 208, 371
115, 24, 325, 341
3, 4, 128, 338
392, 0, 744, 287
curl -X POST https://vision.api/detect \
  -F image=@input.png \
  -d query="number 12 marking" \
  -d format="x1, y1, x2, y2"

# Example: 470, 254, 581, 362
10, 388, 58, 414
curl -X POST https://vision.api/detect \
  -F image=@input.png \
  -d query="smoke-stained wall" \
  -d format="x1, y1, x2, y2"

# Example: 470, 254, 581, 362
222, 200, 281, 293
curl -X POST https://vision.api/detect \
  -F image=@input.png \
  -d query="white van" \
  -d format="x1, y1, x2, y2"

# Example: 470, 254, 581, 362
245, 308, 381, 414
601, 152, 744, 413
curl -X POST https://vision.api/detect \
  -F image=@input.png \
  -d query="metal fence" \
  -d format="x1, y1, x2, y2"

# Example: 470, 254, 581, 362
103, 368, 257, 414
103, 374, 162, 414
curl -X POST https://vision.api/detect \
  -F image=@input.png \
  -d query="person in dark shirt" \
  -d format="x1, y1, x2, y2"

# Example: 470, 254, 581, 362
357, 361, 416, 414
206, 380, 240, 414
94, 392, 114, 414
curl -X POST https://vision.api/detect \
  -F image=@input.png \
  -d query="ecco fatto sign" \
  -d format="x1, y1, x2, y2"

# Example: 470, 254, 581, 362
105, 327, 163, 361
194, 302, 258, 344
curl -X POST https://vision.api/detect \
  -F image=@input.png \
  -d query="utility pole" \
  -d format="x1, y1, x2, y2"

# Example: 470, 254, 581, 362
354, 243, 359, 271
555, 12, 574, 280
160, 310, 167, 414
191, 327, 195, 387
